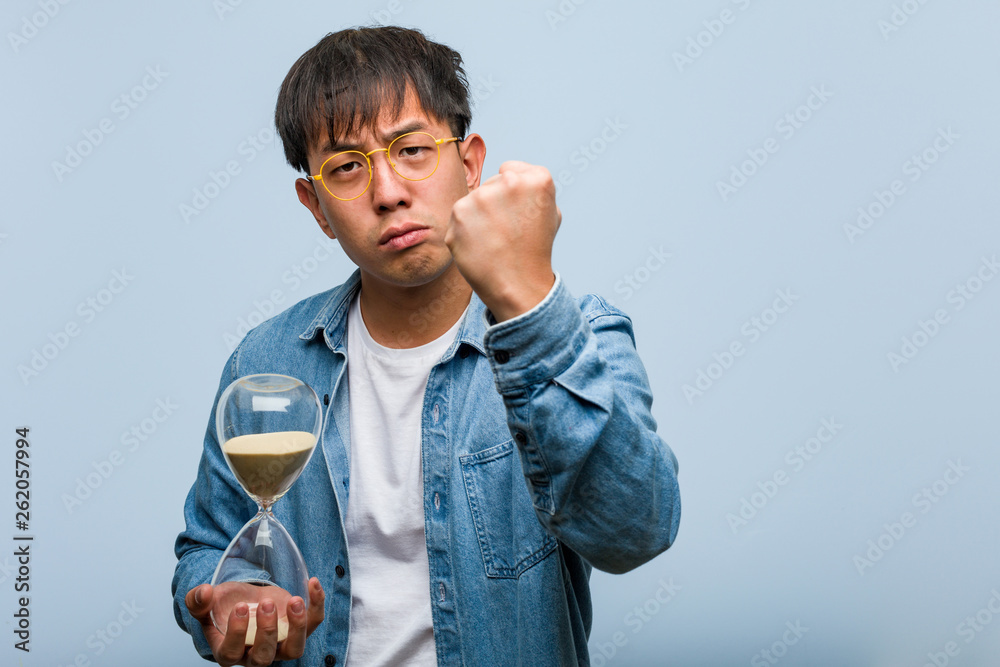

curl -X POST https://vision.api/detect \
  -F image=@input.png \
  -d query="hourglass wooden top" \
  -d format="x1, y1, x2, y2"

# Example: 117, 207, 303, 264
222, 431, 316, 502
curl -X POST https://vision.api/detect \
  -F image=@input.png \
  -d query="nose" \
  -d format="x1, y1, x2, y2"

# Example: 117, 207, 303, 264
367, 149, 410, 212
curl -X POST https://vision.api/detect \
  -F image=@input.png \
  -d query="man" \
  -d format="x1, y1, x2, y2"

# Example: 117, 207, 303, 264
173, 26, 680, 666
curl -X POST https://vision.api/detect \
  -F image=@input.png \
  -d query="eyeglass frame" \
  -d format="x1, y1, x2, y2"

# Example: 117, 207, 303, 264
306, 132, 461, 201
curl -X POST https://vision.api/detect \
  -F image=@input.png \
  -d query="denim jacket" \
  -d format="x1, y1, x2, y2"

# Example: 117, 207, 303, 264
173, 269, 680, 666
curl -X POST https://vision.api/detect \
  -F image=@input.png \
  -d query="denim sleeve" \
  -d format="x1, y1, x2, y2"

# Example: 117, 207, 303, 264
482, 279, 681, 574
171, 348, 258, 660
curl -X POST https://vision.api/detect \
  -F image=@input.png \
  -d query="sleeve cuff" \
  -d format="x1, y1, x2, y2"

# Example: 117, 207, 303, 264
482, 272, 562, 330
482, 273, 591, 393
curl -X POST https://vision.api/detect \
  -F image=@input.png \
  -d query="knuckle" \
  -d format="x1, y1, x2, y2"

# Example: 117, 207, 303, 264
246, 649, 269, 667
543, 177, 556, 196
535, 171, 555, 193
217, 647, 241, 665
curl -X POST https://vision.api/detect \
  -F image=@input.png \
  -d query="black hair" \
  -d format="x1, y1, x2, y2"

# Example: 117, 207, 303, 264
275, 26, 472, 174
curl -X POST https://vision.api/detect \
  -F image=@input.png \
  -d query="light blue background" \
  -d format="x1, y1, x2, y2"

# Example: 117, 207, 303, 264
3, 1, 999, 665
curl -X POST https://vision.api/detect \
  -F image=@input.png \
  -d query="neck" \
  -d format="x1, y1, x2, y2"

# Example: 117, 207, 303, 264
357, 264, 473, 348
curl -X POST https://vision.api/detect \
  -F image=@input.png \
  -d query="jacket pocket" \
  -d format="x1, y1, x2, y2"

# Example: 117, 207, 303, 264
461, 439, 558, 579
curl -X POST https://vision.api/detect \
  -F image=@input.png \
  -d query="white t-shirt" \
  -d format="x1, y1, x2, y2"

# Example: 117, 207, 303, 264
343, 292, 467, 666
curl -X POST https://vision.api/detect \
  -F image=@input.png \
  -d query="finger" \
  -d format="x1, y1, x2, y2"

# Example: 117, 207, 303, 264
497, 160, 535, 174
306, 577, 326, 634
478, 173, 504, 188
184, 584, 214, 621
215, 602, 250, 667
275, 596, 307, 659
185, 585, 226, 649
246, 598, 279, 667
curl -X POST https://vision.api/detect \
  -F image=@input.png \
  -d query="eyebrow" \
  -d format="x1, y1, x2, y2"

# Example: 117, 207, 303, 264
322, 121, 429, 154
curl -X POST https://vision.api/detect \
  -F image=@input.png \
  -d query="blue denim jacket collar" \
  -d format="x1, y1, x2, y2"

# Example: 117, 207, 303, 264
297, 267, 490, 360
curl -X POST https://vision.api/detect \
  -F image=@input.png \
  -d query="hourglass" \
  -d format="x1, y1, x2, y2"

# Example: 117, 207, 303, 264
210, 374, 321, 645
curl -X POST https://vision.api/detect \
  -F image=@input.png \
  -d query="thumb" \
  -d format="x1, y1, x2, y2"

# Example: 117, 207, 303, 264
185, 584, 214, 621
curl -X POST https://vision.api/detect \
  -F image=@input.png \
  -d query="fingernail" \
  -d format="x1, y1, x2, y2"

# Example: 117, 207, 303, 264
194, 587, 202, 604
261, 599, 275, 614
290, 599, 304, 614
235, 604, 248, 618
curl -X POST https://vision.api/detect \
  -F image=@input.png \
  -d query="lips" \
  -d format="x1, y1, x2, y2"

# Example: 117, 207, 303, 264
382, 228, 430, 251
379, 222, 429, 246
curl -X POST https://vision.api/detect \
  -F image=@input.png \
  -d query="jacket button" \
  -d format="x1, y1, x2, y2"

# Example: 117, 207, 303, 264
459, 345, 470, 359
325, 655, 337, 666
514, 431, 526, 444
494, 350, 510, 364
335, 565, 345, 578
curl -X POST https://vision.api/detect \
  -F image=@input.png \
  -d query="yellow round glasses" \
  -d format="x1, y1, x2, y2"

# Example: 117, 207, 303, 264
307, 132, 459, 201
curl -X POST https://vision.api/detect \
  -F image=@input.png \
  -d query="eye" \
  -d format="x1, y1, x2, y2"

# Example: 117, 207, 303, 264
330, 160, 364, 176
399, 146, 426, 158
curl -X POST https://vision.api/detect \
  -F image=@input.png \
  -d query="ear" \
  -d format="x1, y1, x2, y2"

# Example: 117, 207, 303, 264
295, 178, 336, 239
458, 134, 487, 191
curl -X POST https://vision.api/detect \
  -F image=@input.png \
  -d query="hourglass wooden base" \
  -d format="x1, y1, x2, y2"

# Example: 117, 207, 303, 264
245, 606, 290, 645
212, 584, 292, 645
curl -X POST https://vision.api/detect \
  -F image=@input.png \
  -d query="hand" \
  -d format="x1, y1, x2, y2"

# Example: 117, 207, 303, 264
446, 161, 560, 322
185, 578, 325, 666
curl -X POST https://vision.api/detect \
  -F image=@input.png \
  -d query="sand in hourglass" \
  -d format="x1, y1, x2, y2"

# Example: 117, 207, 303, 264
223, 431, 316, 501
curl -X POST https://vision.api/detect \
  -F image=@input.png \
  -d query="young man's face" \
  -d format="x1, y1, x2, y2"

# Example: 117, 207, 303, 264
295, 89, 485, 292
